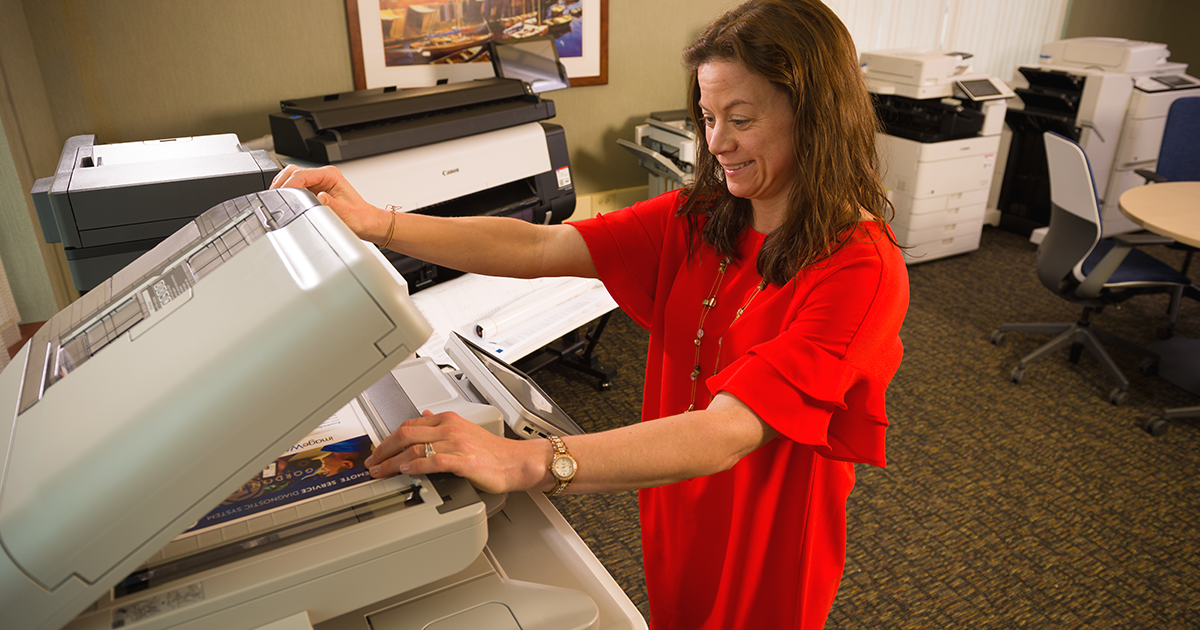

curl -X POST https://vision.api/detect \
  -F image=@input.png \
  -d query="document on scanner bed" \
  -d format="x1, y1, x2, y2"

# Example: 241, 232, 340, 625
175, 399, 379, 536
410, 274, 617, 367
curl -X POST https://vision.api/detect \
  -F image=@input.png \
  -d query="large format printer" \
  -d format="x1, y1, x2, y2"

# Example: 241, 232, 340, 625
270, 78, 576, 292
30, 134, 281, 292
0, 188, 644, 630
861, 49, 1014, 263
998, 37, 1200, 236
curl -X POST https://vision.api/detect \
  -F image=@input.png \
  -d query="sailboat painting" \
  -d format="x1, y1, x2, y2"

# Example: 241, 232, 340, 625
350, 0, 606, 89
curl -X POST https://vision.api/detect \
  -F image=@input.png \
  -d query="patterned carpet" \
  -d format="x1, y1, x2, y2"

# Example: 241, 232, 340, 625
532, 226, 1200, 628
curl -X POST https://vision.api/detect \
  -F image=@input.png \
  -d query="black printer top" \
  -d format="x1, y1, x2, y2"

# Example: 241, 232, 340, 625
279, 77, 534, 131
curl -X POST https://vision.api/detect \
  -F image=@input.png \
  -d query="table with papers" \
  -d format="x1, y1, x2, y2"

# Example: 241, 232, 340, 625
409, 274, 619, 387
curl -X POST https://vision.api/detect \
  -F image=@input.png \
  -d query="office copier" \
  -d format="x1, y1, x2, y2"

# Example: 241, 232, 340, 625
270, 78, 576, 292
617, 110, 698, 198
30, 134, 281, 292
998, 37, 1200, 236
0, 188, 644, 630
861, 49, 1014, 263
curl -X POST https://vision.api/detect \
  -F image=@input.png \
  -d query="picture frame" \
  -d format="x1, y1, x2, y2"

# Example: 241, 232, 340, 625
346, 0, 608, 90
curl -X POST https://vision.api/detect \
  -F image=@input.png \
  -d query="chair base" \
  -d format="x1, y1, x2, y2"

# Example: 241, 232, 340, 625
992, 313, 1159, 405
1144, 406, 1200, 436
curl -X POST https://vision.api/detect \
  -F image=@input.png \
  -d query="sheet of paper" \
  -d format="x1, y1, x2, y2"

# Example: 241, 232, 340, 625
475, 277, 594, 340
411, 275, 617, 367
481, 287, 618, 361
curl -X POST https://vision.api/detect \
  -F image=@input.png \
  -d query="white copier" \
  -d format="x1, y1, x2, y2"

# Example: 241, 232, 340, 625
999, 37, 1200, 237
0, 188, 644, 630
30, 134, 282, 292
861, 49, 1014, 263
616, 110, 698, 198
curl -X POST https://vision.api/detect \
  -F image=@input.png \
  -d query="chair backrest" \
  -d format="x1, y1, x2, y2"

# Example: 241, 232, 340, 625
1156, 96, 1200, 182
1037, 132, 1102, 295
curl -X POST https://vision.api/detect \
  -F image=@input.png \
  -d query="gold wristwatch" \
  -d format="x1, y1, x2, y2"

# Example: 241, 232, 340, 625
545, 435, 577, 497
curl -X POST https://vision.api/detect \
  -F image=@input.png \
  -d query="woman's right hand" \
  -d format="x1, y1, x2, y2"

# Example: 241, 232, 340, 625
270, 164, 389, 245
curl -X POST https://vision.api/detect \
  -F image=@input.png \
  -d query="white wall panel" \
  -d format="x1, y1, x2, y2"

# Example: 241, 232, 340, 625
827, 0, 1069, 83
944, 0, 1069, 82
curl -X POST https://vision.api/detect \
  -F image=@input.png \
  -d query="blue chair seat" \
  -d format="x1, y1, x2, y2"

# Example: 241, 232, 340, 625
1082, 240, 1192, 286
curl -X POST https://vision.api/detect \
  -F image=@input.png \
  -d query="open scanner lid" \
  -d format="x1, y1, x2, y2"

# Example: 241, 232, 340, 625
0, 188, 432, 630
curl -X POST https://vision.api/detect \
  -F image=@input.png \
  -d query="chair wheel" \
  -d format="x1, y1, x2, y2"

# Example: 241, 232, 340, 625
1108, 388, 1128, 406
1144, 416, 1169, 436
1139, 358, 1159, 377
1010, 366, 1025, 384
990, 330, 1006, 345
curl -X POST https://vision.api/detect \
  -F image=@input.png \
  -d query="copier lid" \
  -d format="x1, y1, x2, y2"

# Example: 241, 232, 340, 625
860, 48, 973, 87
1040, 37, 1186, 75
0, 188, 432, 630
62, 134, 267, 195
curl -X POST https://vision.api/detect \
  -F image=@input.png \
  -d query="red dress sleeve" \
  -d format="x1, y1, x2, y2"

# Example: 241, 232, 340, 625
568, 190, 683, 329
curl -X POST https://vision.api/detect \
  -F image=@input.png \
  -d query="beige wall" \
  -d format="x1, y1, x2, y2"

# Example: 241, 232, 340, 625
0, 0, 736, 322
0, 0, 73, 323
18, 0, 735, 190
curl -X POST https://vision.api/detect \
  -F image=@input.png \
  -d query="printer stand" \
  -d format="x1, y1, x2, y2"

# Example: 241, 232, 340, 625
515, 312, 616, 391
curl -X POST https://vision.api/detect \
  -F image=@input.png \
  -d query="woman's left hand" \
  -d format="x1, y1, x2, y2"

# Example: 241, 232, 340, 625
364, 410, 550, 495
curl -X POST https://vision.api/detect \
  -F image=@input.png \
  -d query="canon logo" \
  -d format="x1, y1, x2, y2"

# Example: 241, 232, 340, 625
442, 168, 460, 176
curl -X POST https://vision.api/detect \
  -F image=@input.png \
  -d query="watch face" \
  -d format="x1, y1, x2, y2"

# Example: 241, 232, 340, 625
552, 455, 576, 479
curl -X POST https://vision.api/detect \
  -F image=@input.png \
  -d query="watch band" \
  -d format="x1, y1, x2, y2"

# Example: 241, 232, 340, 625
545, 435, 576, 497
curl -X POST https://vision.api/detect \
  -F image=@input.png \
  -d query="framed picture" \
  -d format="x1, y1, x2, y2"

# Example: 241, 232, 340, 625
346, 0, 608, 90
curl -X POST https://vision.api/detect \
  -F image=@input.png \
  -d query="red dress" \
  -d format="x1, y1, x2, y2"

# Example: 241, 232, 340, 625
571, 190, 909, 629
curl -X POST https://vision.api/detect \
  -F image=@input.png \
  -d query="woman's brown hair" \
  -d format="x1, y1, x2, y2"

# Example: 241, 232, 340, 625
679, 0, 894, 285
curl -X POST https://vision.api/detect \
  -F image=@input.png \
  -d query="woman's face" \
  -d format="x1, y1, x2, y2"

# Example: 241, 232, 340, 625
697, 60, 797, 226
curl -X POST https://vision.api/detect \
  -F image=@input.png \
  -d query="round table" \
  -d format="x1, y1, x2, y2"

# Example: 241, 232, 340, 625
1119, 181, 1200, 247
1119, 181, 1200, 434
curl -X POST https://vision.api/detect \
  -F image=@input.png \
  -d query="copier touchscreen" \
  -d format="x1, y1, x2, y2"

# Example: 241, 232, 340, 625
1152, 74, 1199, 88
447, 332, 584, 439
955, 77, 1012, 100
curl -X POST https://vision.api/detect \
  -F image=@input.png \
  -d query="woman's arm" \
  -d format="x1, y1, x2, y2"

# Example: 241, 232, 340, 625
271, 164, 597, 280
362, 392, 780, 495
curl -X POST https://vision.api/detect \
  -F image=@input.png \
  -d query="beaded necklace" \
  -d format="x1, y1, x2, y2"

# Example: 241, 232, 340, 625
686, 257, 768, 412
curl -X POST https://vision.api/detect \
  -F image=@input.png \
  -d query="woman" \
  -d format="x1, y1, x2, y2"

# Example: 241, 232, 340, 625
272, 0, 908, 627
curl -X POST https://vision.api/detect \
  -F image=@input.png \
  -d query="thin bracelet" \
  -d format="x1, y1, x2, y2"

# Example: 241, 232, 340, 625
379, 204, 400, 250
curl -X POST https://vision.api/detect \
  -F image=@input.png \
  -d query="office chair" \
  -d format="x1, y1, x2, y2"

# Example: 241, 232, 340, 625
991, 132, 1200, 405
1136, 96, 1200, 184
1135, 96, 1200, 274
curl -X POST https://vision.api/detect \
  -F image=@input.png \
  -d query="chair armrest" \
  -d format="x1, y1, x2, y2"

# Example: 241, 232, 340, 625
1112, 231, 1175, 246
1134, 168, 1167, 184
1074, 241, 1132, 299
